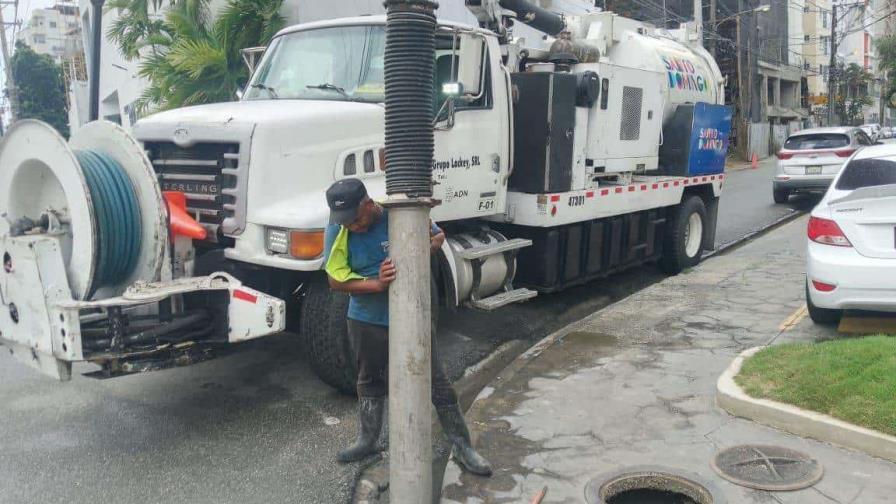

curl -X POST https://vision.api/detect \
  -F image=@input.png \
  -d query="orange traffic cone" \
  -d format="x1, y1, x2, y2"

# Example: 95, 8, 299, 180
751, 152, 759, 169
163, 191, 207, 240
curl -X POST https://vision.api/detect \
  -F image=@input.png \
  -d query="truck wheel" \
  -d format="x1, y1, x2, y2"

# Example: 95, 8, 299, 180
300, 278, 357, 395
773, 188, 790, 204
806, 282, 842, 325
660, 195, 707, 275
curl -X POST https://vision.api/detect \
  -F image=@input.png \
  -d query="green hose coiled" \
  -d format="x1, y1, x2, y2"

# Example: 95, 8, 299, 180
74, 150, 142, 296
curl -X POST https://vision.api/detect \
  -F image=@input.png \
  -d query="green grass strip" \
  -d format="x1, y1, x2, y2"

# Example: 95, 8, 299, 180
735, 335, 896, 437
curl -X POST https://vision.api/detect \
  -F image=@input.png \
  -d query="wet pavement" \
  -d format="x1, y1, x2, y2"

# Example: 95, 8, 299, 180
441, 216, 896, 504
0, 160, 812, 504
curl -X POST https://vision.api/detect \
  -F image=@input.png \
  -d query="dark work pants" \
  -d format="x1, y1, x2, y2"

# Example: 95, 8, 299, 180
348, 319, 458, 409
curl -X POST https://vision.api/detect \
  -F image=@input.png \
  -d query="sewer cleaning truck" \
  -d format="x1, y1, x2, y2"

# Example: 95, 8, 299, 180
0, 0, 731, 392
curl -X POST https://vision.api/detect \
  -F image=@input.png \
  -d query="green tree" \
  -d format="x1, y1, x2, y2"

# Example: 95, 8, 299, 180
108, 0, 284, 112
10, 42, 69, 136
835, 63, 873, 126
875, 35, 896, 109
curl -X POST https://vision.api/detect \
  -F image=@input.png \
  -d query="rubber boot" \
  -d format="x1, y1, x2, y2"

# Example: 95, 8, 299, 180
337, 396, 385, 463
437, 404, 493, 477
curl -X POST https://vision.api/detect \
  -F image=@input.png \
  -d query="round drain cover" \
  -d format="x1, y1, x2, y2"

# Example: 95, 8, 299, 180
711, 445, 823, 491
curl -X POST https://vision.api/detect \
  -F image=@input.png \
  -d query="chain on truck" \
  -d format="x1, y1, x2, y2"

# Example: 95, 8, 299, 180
0, 0, 731, 392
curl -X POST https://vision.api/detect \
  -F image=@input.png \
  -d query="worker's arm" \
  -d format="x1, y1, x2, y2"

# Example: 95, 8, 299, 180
328, 259, 395, 294
430, 221, 445, 254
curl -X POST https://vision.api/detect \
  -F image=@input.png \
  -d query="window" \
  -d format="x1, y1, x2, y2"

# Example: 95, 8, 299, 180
33, 34, 46, 44
836, 158, 896, 190
822, 12, 828, 28
822, 37, 830, 55
49, 21, 57, 28
783, 133, 850, 150
246, 25, 387, 103
804, 35, 810, 42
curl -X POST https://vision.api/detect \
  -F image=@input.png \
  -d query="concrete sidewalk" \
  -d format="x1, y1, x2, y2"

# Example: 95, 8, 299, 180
440, 217, 896, 504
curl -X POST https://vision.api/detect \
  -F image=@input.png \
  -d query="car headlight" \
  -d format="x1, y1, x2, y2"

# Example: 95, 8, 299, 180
266, 227, 325, 260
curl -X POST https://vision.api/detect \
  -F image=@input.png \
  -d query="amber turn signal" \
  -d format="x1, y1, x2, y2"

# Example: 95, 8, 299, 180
289, 230, 325, 259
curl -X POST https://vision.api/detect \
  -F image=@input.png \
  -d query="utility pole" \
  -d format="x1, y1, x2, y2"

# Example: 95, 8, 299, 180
749, 5, 761, 123
0, 2, 18, 123
88, 0, 105, 121
827, 3, 838, 126
709, 0, 717, 58
694, 0, 703, 46
382, 1, 437, 502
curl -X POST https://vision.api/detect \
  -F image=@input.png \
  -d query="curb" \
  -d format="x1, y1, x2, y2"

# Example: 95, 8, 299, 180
717, 347, 896, 464
704, 209, 804, 259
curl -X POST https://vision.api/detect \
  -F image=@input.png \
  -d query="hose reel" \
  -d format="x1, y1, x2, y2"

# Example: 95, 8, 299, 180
0, 120, 168, 300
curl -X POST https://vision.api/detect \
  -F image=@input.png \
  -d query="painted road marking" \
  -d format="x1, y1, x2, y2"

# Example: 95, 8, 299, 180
779, 304, 808, 332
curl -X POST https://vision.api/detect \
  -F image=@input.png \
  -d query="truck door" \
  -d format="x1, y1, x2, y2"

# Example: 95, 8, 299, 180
431, 33, 510, 221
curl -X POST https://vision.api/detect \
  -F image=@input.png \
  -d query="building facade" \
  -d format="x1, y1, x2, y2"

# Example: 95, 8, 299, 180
803, 0, 832, 124
16, 3, 82, 64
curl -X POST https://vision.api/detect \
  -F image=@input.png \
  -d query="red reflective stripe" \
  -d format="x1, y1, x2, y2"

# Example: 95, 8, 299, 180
652, 183, 659, 189
601, 189, 609, 196
682, 180, 689, 185
550, 195, 561, 202
586, 191, 595, 198
702, 177, 708, 182
615, 187, 623, 193
233, 289, 258, 304
673, 181, 680, 186
663, 182, 670, 188
628, 186, 636, 192
640, 185, 647, 191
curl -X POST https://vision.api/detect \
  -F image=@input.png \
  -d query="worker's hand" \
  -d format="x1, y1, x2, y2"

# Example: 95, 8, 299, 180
378, 258, 396, 290
430, 231, 445, 254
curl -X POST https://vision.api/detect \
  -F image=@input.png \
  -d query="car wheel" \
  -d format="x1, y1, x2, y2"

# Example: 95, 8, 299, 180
773, 188, 790, 204
806, 282, 842, 325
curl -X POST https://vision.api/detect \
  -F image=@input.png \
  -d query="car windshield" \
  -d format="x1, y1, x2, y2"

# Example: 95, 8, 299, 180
783, 133, 850, 150
836, 157, 896, 190
244, 25, 386, 103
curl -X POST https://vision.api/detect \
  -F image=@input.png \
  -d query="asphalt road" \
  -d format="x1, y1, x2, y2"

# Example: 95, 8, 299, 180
0, 159, 818, 504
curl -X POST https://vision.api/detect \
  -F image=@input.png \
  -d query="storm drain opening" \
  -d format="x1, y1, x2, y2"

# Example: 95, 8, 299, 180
585, 467, 725, 504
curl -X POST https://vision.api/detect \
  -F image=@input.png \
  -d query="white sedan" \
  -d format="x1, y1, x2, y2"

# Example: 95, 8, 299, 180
806, 144, 896, 323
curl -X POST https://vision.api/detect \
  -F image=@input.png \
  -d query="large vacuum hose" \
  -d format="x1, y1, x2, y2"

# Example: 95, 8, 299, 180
383, 0, 438, 197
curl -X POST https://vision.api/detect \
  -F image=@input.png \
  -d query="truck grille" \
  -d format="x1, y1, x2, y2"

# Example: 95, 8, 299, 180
145, 142, 240, 241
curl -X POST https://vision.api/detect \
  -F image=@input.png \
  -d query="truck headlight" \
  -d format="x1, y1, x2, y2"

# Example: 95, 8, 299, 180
266, 228, 289, 254
266, 227, 325, 260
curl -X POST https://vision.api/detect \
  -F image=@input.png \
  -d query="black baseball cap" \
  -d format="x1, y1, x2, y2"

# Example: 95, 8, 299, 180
326, 178, 368, 225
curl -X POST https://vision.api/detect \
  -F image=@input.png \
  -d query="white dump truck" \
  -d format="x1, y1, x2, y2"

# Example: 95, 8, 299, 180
0, 0, 731, 392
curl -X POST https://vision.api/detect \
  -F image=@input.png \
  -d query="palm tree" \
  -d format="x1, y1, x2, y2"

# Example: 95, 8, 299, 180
108, 0, 284, 112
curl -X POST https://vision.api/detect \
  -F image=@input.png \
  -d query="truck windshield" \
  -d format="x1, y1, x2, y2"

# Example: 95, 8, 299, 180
244, 25, 386, 103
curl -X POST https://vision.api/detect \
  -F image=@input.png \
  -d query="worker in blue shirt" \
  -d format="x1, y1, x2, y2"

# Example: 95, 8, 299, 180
323, 178, 492, 476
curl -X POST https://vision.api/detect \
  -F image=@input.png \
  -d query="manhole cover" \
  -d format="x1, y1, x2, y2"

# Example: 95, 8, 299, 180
711, 445, 823, 491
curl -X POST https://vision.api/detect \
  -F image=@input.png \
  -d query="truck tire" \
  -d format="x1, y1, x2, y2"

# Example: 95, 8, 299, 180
660, 195, 707, 275
773, 188, 790, 204
300, 278, 357, 395
806, 282, 842, 325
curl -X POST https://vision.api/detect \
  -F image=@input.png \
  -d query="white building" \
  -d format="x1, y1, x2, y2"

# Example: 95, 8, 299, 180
70, 0, 596, 132
836, 0, 882, 123
803, 0, 832, 122
16, 3, 82, 64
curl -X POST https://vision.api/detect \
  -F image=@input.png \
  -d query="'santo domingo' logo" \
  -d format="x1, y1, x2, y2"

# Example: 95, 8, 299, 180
661, 56, 708, 93
698, 127, 726, 152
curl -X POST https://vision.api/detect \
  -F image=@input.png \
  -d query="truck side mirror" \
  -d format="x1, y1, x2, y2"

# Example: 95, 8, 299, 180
457, 35, 485, 96
236, 86, 245, 100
